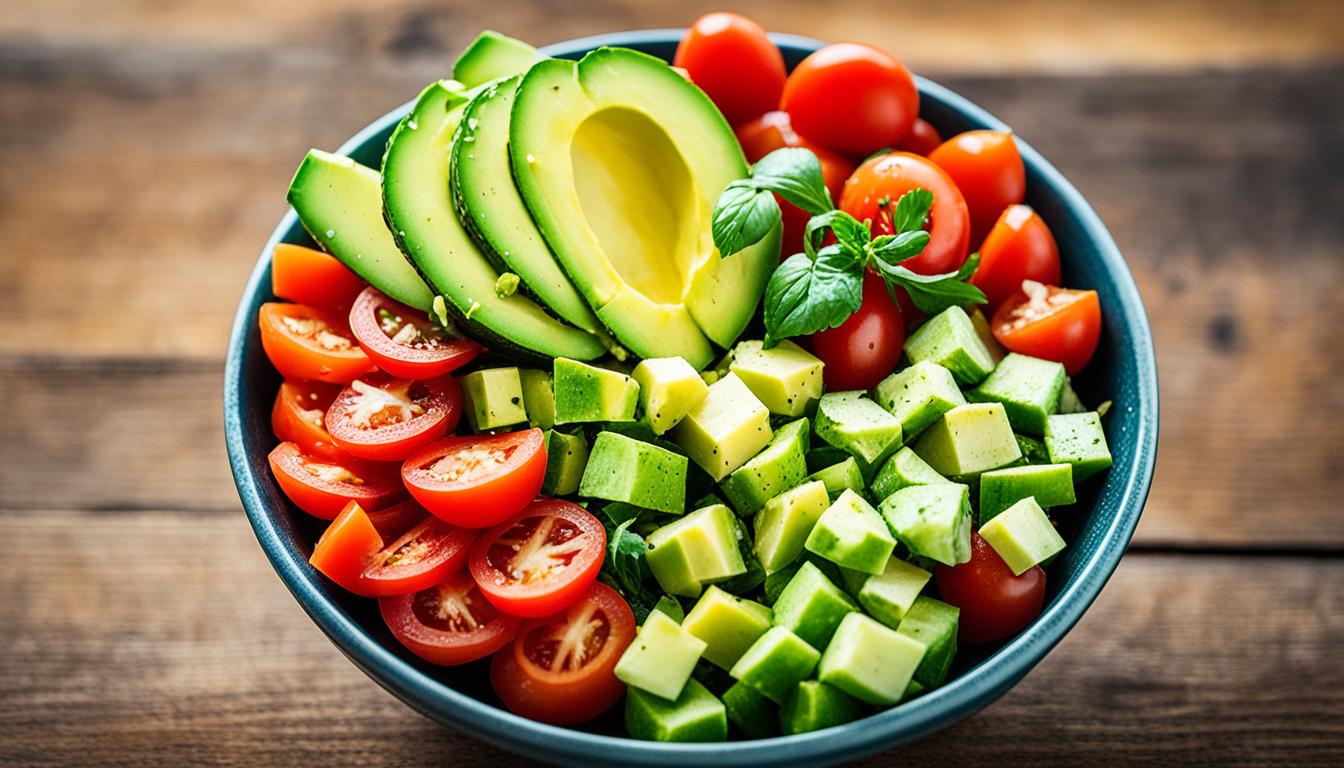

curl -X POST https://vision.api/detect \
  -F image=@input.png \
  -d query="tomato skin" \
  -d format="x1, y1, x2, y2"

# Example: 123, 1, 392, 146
490, 583, 636, 726
928, 130, 1026, 244
402, 429, 548, 528
674, 13, 786, 127
973, 205, 1061, 310
271, 244, 366, 311
992, 282, 1102, 375
268, 442, 404, 520
259, 302, 374, 384
380, 570, 519, 665
325, 373, 462, 462
468, 499, 606, 618
840, 152, 971, 275
811, 272, 905, 391
782, 43, 919, 157
894, 118, 943, 156
936, 532, 1047, 644
348, 287, 481, 380
356, 517, 478, 597
365, 499, 428, 544
309, 501, 383, 592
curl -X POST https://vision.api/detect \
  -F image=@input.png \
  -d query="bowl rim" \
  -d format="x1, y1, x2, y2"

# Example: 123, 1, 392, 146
225, 29, 1159, 767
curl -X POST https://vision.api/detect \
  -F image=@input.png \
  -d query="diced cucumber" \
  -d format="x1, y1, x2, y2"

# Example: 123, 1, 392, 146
912, 403, 1022, 480
722, 681, 779, 739
646, 504, 746, 598
614, 610, 706, 700
1044, 412, 1112, 481
879, 483, 973, 566
967, 353, 1066, 436
752, 480, 830, 575
682, 586, 773, 671
977, 496, 1066, 575
541, 429, 589, 496
518, 368, 556, 429
807, 456, 865, 500
896, 596, 959, 688
653, 595, 684, 623
779, 680, 864, 735
978, 463, 1075, 524
720, 418, 810, 516
814, 392, 903, 471
855, 557, 932, 628
579, 431, 687, 514
873, 361, 967, 440
625, 678, 727, 742
771, 561, 858, 650
871, 446, 950, 502
728, 626, 821, 704
804, 489, 896, 575
818, 613, 926, 706
903, 306, 995, 386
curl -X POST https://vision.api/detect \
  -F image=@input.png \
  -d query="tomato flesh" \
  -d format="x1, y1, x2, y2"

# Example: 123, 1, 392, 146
259, 302, 373, 384
325, 373, 462, 462
469, 498, 605, 618
992, 281, 1102, 376
356, 516, 477, 597
928, 130, 1026, 244
839, 152, 970, 275
674, 13, 786, 127
782, 42, 919, 157
267, 441, 403, 520
309, 501, 383, 592
972, 205, 1061, 311
348, 287, 481, 380
936, 532, 1047, 644
380, 570, 519, 665
271, 380, 355, 463
811, 271, 905, 391
271, 243, 366, 311
401, 429, 547, 528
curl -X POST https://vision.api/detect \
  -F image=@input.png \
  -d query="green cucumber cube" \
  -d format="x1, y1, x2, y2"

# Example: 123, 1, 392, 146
804, 489, 896, 575
874, 361, 967, 440
614, 610, 707, 701
653, 595, 684, 623
518, 368, 556, 429
625, 678, 727, 742
979, 463, 1076, 524
779, 680, 864, 735
879, 483, 973, 566
856, 557, 932, 628
541, 429, 589, 496
978, 497, 1067, 575
870, 447, 949, 503
913, 403, 1022, 480
646, 504, 747, 598
807, 456, 865, 501
903, 306, 995, 386
632, 356, 709, 435
752, 480, 830, 575
968, 353, 1066, 436
1044, 412, 1112, 481
579, 431, 687, 515
771, 561, 858, 650
671, 373, 773, 481
1015, 434, 1051, 465
723, 681, 779, 739
460, 367, 527, 430
1056, 378, 1086, 414
763, 555, 843, 605
729, 339, 825, 417
553, 357, 639, 424
728, 627, 821, 704
896, 596, 960, 688
682, 586, 774, 671
819, 613, 926, 706
814, 392, 903, 470
805, 445, 850, 473
720, 418, 810, 516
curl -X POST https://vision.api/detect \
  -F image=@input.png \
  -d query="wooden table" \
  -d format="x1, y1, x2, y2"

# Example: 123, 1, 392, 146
3, 0, 1342, 764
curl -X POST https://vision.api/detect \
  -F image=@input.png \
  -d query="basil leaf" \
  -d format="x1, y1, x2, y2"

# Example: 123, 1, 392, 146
751, 147, 833, 215
891, 188, 934, 234
605, 517, 652, 594
873, 258, 988, 314
712, 182, 780, 258
870, 230, 931, 265
763, 246, 865, 346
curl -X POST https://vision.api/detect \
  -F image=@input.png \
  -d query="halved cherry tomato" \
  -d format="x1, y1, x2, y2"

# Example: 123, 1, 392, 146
782, 42, 919, 157
401, 429, 547, 528
271, 243, 366, 311
365, 499, 428, 544
324, 373, 462, 462
271, 380, 362, 464
840, 151, 970, 275
811, 271, 905, 391
468, 498, 605, 618
992, 281, 1101, 375
309, 501, 383, 592
357, 516, 477, 597
928, 130, 1026, 243
936, 531, 1047, 644
973, 205, 1061, 310
673, 12, 786, 127
259, 302, 373, 384
490, 582, 635, 726
267, 442, 403, 520
894, 118, 943, 156
380, 569, 519, 665
348, 287, 481, 380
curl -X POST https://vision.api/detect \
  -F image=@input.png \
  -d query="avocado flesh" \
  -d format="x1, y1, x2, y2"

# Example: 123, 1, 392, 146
452, 30, 539, 88
382, 81, 606, 363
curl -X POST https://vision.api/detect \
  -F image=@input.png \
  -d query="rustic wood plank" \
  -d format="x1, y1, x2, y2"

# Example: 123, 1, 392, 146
1, 512, 1340, 766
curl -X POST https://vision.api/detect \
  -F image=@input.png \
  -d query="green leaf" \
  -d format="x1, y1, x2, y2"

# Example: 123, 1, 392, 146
763, 246, 865, 345
801, 209, 867, 262
712, 182, 780, 258
890, 188, 934, 234
750, 147, 834, 215
873, 256, 988, 315
870, 230, 931, 265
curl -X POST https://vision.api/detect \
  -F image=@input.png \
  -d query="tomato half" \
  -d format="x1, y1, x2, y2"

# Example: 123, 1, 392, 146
270, 380, 365, 465
936, 531, 1046, 644
271, 243, 366, 311
324, 372, 462, 462
894, 118, 943, 156
673, 12, 786, 127
267, 442, 403, 520
348, 287, 481, 380
259, 302, 373, 384
380, 570, 519, 665
490, 582, 636, 726
991, 281, 1102, 375
468, 498, 605, 618
401, 429, 547, 528
973, 205, 1061, 310
365, 499, 428, 544
781, 42, 919, 157
928, 130, 1026, 243
811, 271, 905, 391
309, 501, 383, 592
357, 516, 477, 597
839, 152, 970, 275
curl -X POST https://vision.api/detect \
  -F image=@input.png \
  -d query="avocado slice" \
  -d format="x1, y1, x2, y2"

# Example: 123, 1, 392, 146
452, 31, 540, 88
509, 49, 779, 367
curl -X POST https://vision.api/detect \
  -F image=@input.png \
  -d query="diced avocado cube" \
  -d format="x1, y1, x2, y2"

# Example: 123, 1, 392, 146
968, 353, 1066, 436
752, 480, 830, 575
553, 357, 639, 424
579, 432, 687, 515
763, 554, 843, 605
653, 595, 684, 623
879, 483, 973, 566
871, 447, 950, 503
722, 681, 779, 739
518, 368, 556, 429
647, 504, 747, 598
779, 680, 864, 735
896, 596, 960, 688
807, 456, 865, 501
717, 517, 767, 595
671, 373, 773, 482
978, 497, 1066, 575
540, 429, 589, 496
903, 306, 996, 386
720, 418, 810, 516
632, 356, 709, 435
804, 489, 896, 575
1044, 412, 1112, 481
818, 613, 926, 706
913, 403, 1022, 480
771, 561, 858, 650
855, 557, 932, 628
682, 586, 773, 671
625, 678, 727, 742
874, 361, 967, 441
1015, 434, 1051, 465
979, 463, 1076, 524
460, 367, 527, 430
814, 392, 903, 471
728, 627, 821, 704
614, 610, 707, 701
969, 307, 1007, 365
1057, 378, 1086, 414
729, 339, 825, 417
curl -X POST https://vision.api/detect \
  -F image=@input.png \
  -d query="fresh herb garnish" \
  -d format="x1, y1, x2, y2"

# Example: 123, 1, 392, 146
711, 148, 834, 258
597, 514, 666, 623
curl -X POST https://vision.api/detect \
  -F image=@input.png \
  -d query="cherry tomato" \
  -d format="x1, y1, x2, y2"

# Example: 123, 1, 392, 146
840, 152, 970, 275
490, 583, 636, 726
992, 281, 1101, 375
258, 302, 373, 384
348, 287, 481, 380
357, 516, 477, 597
782, 43, 919, 157
928, 130, 1026, 243
267, 441, 403, 520
936, 532, 1047, 644
271, 243, 366, 311
380, 569, 519, 665
401, 429, 547, 528
894, 118, 943, 156
973, 205, 1061, 310
365, 499, 428, 544
309, 501, 383, 593
272, 380, 347, 459
324, 373, 461, 462
673, 12, 785, 127
468, 499, 605, 618
811, 272, 905, 391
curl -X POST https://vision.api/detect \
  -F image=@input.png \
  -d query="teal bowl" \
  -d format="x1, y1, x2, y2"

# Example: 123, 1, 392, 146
225, 29, 1158, 767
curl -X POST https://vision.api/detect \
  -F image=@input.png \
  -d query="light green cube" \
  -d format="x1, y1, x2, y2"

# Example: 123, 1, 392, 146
855, 557, 932, 628
671, 373, 773, 481
682, 586, 773, 671
752, 480, 830, 575
978, 496, 1066, 575
728, 627, 821, 704
633, 356, 709, 435
1044, 412, 1112, 481
804, 489, 896, 575
913, 403, 1022, 480
870, 447, 949, 503
814, 391, 903, 469
729, 339, 825, 417
541, 429, 588, 496
903, 306, 995, 386
647, 504, 747, 597
518, 368, 556, 429
720, 418, 810, 516
770, 561, 857, 650
625, 678, 727, 742
460, 367, 527, 430
553, 357, 639, 424
578, 431, 687, 515
807, 456, 865, 501
614, 610, 707, 700
979, 463, 1076, 524
874, 361, 967, 440
879, 483, 973, 566
968, 353, 1067, 436
818, 613, 926, 706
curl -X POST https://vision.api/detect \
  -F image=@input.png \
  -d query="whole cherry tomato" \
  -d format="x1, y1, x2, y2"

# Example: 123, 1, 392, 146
811, 271, 905, 391
674, 13, 786, 126
936, 531, 1047, 644
782, 43, 919, 157
894, 118, 943, 156
840, 152, 970, 275
929, 130, 1026, 243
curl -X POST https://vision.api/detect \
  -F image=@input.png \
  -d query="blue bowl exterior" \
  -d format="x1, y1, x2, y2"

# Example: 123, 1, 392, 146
225, 30, 1158, 767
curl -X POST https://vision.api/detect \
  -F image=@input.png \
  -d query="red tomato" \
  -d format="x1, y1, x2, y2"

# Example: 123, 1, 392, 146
380, 570, 519, 665
270, 379, 376, 471
894, 118, 943, 156
258, 302, 374, 384
324, 373, 462, 462
309, 501, 383, 592
928, 130, 1026, 243
267, 442, 403, 520
357, 517, 477, 597
992, 281, 1101, 375
840, 152, 970, 275
936, 532, 1047, 644
365, 499, 428, 544
490, 582, 636, 726
811, 272, 905, 391
782, 43, 919, 157
468, 499, 605, 618
673, 12, 785, 127
973, 205, 1061, 310
401, 429, 547, 528
348, 287, 481, 380
271, 243, 366, 311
